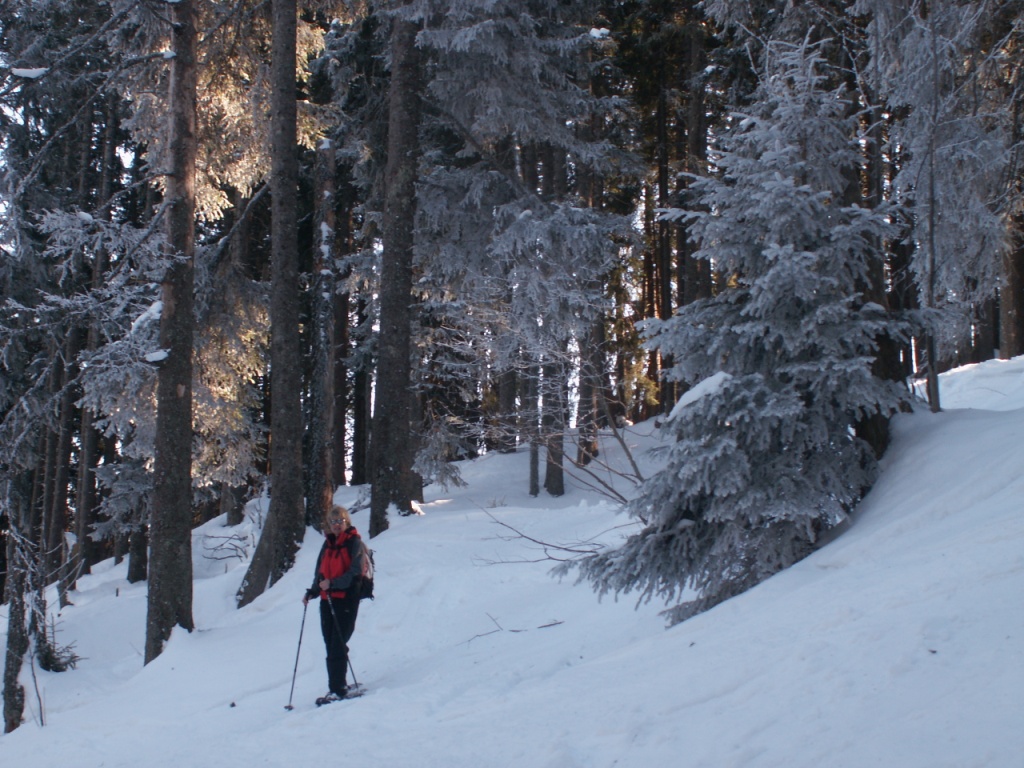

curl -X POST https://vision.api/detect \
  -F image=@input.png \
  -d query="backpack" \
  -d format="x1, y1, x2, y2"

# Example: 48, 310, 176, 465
355, 538, 375, 600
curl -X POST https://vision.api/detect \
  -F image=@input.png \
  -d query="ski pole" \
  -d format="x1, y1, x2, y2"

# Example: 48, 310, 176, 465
348, 657, 360, 689
284, 601, 308, 711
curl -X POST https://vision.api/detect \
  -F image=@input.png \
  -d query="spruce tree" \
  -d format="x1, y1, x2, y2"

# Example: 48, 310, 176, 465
572, 37, 909, 623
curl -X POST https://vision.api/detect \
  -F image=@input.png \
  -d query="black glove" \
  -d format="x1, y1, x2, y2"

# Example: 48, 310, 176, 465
305, 587, 319, 601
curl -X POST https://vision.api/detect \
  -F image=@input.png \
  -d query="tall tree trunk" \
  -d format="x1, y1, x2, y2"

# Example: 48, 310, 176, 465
39, 336, 75, 593
3, 474, 32, 733
126, 525, 148, 584
524, 354, 541, 497
496, 366, 518, 453
642, 182, 659, 422
972, 299, 996, 362
333, 291, 350, 485
1001, 222, 1024, 358
145, 0, 197, 663
853, 78, 903, 458
49, 333, 81, 607
370, 14, 424, 537
74, 92, 120, 581
655, 87, 677, 414
682, 21, 711, 305
351, 297, 372, 485
542, 357, 566, 497
923, 17, 942, 413
307, 139, 337, 527
237, 0, 305, 605
576, 322, 603, 466
332, 200, 353, 487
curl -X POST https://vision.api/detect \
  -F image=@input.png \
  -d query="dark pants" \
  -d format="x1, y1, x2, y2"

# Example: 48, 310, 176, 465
319, 596, 359, 695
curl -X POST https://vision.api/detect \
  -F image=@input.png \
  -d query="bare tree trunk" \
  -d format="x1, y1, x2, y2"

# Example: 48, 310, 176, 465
307, 139, 337, 527
682, 21, 711, 305
40, 333, 78, 610
332, 200, 353, 487
126, 526, 148, 584
145, 0, 197, 663
370, 13, 424, 537
74, 92, 120, 582
973, 299, 996, 362
221, 483, 245, 527
576, 322, 603, 466
49, 332, 81, 607
1001, 224, 1024, 358
523, 355, 540, 497
655, 88, 677, 414
923, 18, 942, 413
351, 297, 372, 485
3, 474, 32, 733
496, 366, 518, 453
542, 357, 566, 497
237, 0, 305, 605
853, 79, 903, 458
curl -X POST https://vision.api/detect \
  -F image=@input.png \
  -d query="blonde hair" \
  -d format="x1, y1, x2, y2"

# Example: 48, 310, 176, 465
324, 505, 351, 529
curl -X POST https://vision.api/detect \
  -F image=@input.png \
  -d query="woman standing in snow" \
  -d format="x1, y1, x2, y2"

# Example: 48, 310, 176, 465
303, 505, 364, 704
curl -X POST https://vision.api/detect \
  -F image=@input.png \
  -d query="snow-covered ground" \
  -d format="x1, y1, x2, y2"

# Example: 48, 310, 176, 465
2, 358, 1023, 767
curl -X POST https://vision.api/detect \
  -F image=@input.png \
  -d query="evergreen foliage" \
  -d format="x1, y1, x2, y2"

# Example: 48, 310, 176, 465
411, 0, 633, 475
855, 0, 1011, 356
1, 1, 1021, 727
571, 37, 910, 623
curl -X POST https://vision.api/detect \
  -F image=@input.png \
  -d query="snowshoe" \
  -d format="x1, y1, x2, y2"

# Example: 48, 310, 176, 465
315, 685, 365, 706
315, 691, 343, 706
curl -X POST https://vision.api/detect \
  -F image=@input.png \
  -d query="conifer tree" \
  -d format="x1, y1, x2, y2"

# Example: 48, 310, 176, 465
855, 0, 1010, 404
571, 37, 909, 623
411, 0, 631, 493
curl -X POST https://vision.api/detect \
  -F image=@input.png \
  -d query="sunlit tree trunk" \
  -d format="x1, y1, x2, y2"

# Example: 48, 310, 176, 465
238, 0, 305, 604
146, 0, 197, 663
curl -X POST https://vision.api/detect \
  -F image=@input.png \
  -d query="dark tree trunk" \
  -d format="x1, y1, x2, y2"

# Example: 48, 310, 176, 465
681, 21, 711, 305
332, 201, 353, 487
576, 321, 604, 466
973, 299, 996, 363
524, 356, 540, 497
49, 332, 81, 607
3, 474, 32, 733
221, 483, 245, 527
40, 336, 76, 588
641, 183, 659, 423
126, 526, 148, 584
655, 88, 677, 414
542, 358, 566, 497
350, 297, 372, 486
237, 0, 305, 606
854, 84, 903, 458
145, 0, 197, 663
370, 15, 424, 537
74, 91, 120, 581
333, 292, 350, 485
496, 366, 518, 453
307, 139, 337, 527
1001, 224, 1024, 359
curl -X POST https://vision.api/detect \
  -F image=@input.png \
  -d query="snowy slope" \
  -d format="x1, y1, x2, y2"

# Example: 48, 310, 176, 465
1, 358, 1023, 768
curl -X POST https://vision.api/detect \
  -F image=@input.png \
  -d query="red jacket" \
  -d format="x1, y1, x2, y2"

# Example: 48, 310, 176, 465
311, 526, 364, 600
